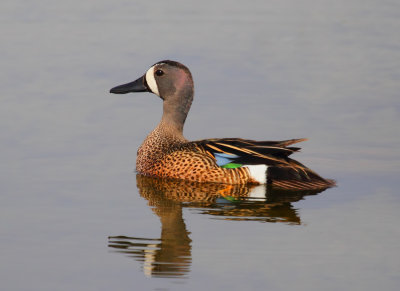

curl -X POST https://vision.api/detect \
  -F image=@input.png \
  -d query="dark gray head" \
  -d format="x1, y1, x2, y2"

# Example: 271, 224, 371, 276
110, 60, 194, 131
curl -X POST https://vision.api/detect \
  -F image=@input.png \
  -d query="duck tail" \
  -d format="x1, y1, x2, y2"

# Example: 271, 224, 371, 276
267, 166, 336, 190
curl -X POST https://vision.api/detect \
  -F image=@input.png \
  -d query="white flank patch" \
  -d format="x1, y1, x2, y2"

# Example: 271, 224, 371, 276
145, 66, 160, 96
244, 164, 268, 184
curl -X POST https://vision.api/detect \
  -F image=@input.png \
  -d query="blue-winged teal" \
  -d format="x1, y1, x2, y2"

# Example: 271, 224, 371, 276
110, 60, 334, 190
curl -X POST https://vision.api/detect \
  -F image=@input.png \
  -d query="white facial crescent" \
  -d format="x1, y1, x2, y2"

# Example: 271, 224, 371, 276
145, 66, 160, 96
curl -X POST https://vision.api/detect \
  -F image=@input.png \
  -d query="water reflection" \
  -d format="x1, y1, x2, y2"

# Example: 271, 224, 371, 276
108, 175, 329, 278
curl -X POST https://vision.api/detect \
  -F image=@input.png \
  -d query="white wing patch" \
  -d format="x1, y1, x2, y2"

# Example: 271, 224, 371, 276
244, 164, 268, 184
145, 66, 160, 96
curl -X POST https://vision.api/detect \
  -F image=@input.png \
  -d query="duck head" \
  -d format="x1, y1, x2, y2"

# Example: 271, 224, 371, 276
110, 60, 194, 132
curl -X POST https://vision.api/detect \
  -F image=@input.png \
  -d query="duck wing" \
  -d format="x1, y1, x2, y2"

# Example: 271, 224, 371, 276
192, 137, 306, 166
191, 138, 335, 190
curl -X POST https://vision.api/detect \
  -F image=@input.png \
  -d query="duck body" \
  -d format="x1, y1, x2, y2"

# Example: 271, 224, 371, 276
110, 60, 334, 190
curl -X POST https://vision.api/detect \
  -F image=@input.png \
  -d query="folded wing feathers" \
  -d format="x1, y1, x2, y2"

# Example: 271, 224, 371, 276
213, 142, 288, 164
192, 138, 334, 189
195, 138, 308, 168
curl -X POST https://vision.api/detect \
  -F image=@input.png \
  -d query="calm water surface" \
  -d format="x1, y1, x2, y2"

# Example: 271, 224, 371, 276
1, 0, 400, 290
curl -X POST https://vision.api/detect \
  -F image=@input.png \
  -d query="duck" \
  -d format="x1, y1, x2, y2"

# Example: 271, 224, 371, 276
110, 60, 334, 190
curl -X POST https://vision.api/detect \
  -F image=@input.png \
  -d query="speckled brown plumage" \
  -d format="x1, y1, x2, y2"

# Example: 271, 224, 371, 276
136, 120, 254, 184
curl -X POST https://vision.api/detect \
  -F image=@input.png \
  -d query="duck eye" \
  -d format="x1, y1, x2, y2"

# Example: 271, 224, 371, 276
155, 69, 164, 76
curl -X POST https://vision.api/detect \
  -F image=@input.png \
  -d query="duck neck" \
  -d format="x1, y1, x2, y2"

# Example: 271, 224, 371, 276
160, 87, 193, 139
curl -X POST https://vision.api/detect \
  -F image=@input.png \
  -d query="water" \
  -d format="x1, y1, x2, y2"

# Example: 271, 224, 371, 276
1, 0, 400, 290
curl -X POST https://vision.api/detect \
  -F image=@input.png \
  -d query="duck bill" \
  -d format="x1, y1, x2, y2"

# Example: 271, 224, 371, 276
109, 75, 148, 94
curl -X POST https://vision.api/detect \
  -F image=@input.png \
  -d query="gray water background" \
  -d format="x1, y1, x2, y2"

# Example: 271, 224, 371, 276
1, 0, 400, 290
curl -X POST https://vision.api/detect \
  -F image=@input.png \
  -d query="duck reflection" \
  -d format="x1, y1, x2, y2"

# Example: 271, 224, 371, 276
108, 175, 329, 278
